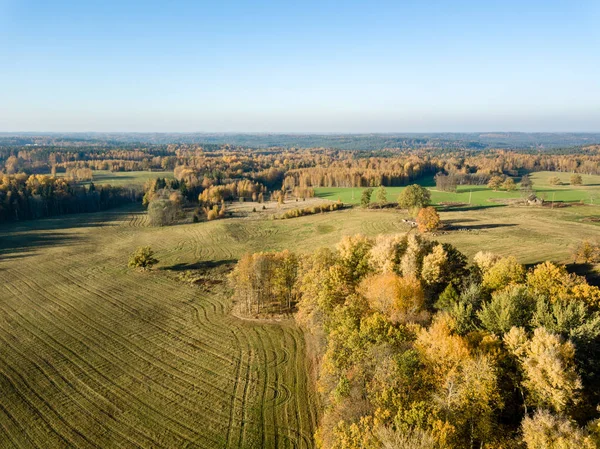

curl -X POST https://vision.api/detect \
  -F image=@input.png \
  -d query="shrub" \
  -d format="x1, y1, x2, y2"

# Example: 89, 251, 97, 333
548, 176, 562, 186
277, 202, 343, 219
128, 246, 158, 269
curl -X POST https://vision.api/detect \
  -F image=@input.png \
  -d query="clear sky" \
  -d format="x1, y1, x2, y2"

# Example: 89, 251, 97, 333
1, 0, 599, 132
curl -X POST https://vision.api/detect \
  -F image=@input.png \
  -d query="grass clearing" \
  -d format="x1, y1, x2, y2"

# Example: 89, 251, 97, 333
315, 171, 600, 206
0, 207, 318, 449
59, 170, 174, 188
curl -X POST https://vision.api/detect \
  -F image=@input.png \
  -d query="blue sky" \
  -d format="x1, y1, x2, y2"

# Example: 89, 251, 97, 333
1, 0, 599, 132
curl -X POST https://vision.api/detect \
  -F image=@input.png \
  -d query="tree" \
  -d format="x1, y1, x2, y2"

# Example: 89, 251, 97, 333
478, 285, 534, 335
416, 207, 440, 233
473, 251, 502, 274
548, 176, 562, 186
360, 273, 426, 324
421, 244, 447, 284
502, 177, 517, 191
272, 250, 299, 310
377, 426, 439, 449
375, 185, 387, 204
434, 173, 458, 192
505, 327, 582, 413
487, 176, 504, 191
128, 246, 158, 269
522, 409, 595, 449
337, 234, 374, 284
573, 241, 600, 264
398, 184, 431, 216
361, 188, 374, 208
147, 196, 181, 226
570, 174, 583, 186
482, 256, 525, 291
520, 174, 533, 191
438, 354, 501, 447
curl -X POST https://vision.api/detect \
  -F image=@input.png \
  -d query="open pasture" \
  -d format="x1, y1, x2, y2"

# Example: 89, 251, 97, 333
0, 207, 318, 449
88, 170, 174, 187
59, 170, 174, 188
315, 171, 600, 206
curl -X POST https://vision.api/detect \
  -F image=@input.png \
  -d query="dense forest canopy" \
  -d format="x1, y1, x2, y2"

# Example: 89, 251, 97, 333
230, 234, 600, 448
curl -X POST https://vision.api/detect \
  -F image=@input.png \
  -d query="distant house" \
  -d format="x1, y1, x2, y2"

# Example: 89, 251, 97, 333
526, 194, 544, 206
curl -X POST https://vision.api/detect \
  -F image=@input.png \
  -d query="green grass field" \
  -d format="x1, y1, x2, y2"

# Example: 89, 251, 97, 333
0, 208, 320, 449
60, 170, 174, 187
1, 182, 599, 448
315, 171, 600, 206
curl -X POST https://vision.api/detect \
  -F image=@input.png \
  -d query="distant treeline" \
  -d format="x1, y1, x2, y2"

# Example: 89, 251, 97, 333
2, 132, 600, 150
0, 174, 138, 222
1, 144, 599, 223
3, 145, 600, 187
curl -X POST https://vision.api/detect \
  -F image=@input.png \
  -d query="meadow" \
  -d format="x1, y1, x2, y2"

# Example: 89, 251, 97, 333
63, 170, 174, 187
1, 179, 599, 448
315, 171, 600, 206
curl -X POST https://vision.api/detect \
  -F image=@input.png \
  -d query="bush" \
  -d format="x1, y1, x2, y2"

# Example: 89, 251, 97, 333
549, 176, 562, 186
277, 202, 343, 219
207, 209, 218, 221
128, 246, 158, 269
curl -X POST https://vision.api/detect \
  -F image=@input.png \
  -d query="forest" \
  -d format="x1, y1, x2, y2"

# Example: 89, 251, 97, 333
230, 233, 600, 448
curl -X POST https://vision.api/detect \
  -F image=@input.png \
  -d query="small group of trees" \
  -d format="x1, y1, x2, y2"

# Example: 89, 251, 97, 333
548, 174, 583, 186
64, 167, 93, 182
361, 184, 441, 232
203, 202, 227, 221
147, 189, 183, 226
488, 175, 517, 191
229, 250, 299, 313
198, 179, 266, 204
361, 185, 390, 207
277, 202, 343, 219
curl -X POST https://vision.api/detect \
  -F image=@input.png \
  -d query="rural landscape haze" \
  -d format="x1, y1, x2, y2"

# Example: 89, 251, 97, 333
2, 1, 600, 449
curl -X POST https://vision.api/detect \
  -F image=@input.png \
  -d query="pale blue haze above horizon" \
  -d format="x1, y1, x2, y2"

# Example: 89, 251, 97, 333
1, 0, 599, 132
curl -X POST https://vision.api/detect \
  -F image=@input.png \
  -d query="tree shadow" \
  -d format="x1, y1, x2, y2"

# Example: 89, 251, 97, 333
439, 204, 506, 212
566, 263, 600, 287
457, 186, 490, 193
0, 205, 143, 233
445, 223, 517, 231
163, 259, 237, 272
443, 218, 479, 224
0, 232, 80, 261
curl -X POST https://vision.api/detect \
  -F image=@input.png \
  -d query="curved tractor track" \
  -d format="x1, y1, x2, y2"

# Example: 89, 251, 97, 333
0, 208, 317, 449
